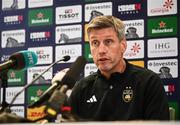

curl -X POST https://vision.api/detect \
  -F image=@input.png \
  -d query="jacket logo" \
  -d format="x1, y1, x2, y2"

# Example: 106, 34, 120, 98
122, 86, 133, 103
87, 95, 97, 103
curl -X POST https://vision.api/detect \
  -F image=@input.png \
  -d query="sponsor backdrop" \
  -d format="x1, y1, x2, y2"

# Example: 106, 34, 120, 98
0, 0, 179, 120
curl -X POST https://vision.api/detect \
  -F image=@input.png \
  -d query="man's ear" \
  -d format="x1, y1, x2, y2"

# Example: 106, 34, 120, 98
120, 38, 127, 53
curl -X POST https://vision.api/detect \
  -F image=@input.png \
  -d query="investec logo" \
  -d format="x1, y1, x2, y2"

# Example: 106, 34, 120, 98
118, 3, 141, 14
85, 2, 112, 22
4, 15, 23, 24
28, 8, 52, 26
27, 66, 52, 84
148, 16, 177, 37
84, 63, 97, 77
11, 106, 25, 117
124, 19, 144, 39
148, 0, 177, 16
148, 59, 178, 78
30, 31, 50, 41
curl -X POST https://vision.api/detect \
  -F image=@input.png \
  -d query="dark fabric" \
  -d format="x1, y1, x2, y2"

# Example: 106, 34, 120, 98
68, 60, 170, 121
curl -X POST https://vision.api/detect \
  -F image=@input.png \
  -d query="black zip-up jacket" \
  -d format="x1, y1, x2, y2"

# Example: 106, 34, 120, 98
68, 60, 170, 121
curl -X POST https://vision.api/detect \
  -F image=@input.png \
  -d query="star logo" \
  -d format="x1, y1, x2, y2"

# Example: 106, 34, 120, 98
36, 89, 43, 97
37, 12, 44, 19
159, 21, 166, 28
10, 71, 16, 78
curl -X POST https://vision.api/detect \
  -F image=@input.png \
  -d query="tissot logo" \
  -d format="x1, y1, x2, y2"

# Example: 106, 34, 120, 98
148, 0, 177, 16
148, 16, 177, 37
85, 2, 112, 22
28, 8, 52, 26
56, 5, 82, 24
148, 38, 178, 58
118, 3, 141, 14
148, 59, 178, 78
28, 46, 53, 65
124, 40, 144, 59
27, 66, 52, 84
4, 15, 23, 25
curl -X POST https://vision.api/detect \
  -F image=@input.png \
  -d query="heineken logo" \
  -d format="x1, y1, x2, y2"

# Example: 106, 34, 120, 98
148, 16, 177, 37
152, 20, 173, 34
37, 12, 44, 19
28, 8, 52, 26
159, 21, 166, 28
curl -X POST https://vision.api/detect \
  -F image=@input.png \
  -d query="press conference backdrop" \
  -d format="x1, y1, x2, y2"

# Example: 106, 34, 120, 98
0, 0, 179, 121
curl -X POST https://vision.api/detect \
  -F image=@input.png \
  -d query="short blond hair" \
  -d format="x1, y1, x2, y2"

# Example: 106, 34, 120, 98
87, 15, 125, 41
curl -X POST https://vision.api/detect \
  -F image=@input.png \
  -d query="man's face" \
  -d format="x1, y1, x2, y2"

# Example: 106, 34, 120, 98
89, 27, 126, 75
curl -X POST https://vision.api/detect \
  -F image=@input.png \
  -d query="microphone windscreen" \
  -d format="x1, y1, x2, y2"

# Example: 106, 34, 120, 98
9, 50, 38, 70
63, 55, 70, 62
51, 68, 69, 84
61, 56, 86, 89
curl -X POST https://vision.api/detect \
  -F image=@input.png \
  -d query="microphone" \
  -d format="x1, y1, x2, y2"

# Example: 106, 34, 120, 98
8, 55, 70, 109
28, 56, 87, 108
0, 50, 38, 73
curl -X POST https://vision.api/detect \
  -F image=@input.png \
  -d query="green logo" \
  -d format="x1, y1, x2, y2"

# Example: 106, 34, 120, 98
27, 85, 50, 104
8, 70, 25, 86
28, 8, 53, 27
85, 43, 93, 62
148, 16, 177, 37
169, 102, 179, 120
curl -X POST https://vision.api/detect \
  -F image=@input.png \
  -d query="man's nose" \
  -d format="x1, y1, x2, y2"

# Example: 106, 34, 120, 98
98, 42, 107, 54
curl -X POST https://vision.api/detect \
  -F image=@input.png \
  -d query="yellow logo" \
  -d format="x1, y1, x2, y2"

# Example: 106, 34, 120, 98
122, 87, 133, 103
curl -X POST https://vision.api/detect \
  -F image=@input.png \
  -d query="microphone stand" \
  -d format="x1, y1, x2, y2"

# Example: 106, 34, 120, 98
0, 70, 11, 113
0, 55, 69, 112
9, 58, 68, 108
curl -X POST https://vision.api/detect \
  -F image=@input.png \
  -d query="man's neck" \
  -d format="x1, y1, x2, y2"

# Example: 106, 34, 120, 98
101, 59, 126, 79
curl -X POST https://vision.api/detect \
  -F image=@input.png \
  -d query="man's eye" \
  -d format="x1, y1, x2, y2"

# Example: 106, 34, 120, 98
104, 40, 113, 46
91, 41, 99, 47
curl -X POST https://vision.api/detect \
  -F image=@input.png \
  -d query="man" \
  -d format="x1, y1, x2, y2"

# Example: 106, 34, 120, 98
68, 16, 170, 121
